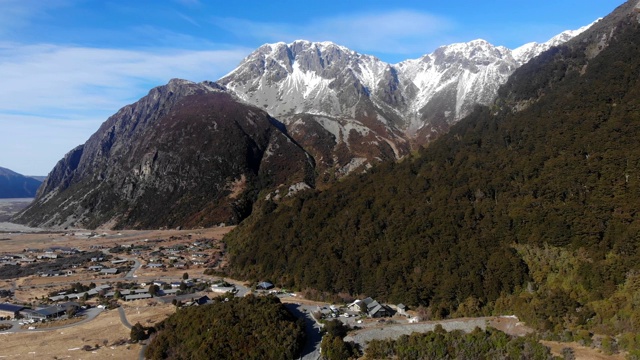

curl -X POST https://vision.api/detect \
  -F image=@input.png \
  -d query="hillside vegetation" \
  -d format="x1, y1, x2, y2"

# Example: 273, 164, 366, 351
364, 327, 553, 360
145, 295, 305, 360
225, 3, 640, 350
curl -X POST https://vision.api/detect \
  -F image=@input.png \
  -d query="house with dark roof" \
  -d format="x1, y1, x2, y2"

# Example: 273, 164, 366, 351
367, 302, 392, 318
348, 297, 393, 318
161, 289, 179, 296
22, 305, 67, 320
0, 303, 25, 319
124, 293, 152, 301
194, 295, 210, 305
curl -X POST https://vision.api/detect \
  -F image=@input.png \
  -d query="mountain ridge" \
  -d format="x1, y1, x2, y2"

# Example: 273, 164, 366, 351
218, 22, 595, 179
0, 166, 42, 198
12, 12, 602, 228
14, 80, 314, 229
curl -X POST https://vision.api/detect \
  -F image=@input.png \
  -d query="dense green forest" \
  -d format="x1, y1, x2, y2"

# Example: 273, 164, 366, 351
225, 4, 640, 351
144, 296, 305, 359
364, 327, 553, 360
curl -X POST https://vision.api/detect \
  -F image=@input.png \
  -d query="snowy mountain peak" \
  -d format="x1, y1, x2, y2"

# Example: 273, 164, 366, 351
220, 40, 389, 119
217, 22, 594, 177
513, 19, 598, 64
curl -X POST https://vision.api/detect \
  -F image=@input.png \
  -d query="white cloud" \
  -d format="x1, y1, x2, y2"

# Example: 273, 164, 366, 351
0, 42, 251, 174
0, 42, 250, 113
214, 10, 455, 56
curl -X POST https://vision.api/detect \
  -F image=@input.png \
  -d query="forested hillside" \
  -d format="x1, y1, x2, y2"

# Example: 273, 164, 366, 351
364, 327, 553, 360
145, 296, 305, 359
225, 1, 640, 346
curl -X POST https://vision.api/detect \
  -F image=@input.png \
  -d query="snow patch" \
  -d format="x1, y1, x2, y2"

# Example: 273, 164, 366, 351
287, 182, 311, 196
338, 157, 368, 175
285, 62, 332, 99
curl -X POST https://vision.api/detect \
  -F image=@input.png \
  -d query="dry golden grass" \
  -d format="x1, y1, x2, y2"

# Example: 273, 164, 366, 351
121, 300, 176, 327
0, 303, 176, 359
24, 315, 88, 330
0, 226, 235, 359
0, 309, 141, 359
541, 341, 626, 360
0, 226, 234, 253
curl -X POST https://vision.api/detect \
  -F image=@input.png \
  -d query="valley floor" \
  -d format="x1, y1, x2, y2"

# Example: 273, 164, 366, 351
0, 225, 627, 360
0, 198, 33, 223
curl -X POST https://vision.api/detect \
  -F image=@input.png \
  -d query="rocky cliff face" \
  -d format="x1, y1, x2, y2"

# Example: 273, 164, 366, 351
219, 41, 410, 182
15, 80, 314, 229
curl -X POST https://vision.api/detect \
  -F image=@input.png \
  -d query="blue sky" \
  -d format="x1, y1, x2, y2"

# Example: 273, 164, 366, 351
0, 0, 623, 175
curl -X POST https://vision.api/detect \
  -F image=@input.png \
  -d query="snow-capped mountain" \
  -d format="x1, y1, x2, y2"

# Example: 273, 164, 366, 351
219, 22, 596, 180
395, 39, 518, 138
219, 40, 411, 180
512, 21, 597, 64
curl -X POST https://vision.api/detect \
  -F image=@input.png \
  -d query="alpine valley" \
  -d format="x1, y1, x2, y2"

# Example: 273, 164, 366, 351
226, 0, 640, 353
15, 12, 595, 230
9, 0, 640, 358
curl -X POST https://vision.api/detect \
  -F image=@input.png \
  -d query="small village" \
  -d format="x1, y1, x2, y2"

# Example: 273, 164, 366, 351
0, 226, 442, 358
0, 225, 587, 360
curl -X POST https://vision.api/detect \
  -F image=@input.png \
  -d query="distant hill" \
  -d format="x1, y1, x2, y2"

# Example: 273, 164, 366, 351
0, 167, 42, 198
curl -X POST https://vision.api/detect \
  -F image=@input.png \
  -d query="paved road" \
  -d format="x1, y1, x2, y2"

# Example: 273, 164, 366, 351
124, 258, 141, 279
116, 306, 148, 360
226, 279, 250, 297
118, 307, 133, 329
140, 342, 148, 360
285, 303, 323, 360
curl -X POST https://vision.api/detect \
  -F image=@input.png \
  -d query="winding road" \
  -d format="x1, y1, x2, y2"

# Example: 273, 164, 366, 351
284, 303, 323, 360
116, 306, 148, 360
118, 307, 132, 329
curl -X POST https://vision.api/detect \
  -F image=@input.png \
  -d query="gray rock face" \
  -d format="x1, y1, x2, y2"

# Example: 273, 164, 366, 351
15, 80, 314, 229
219, 41, 410, 183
